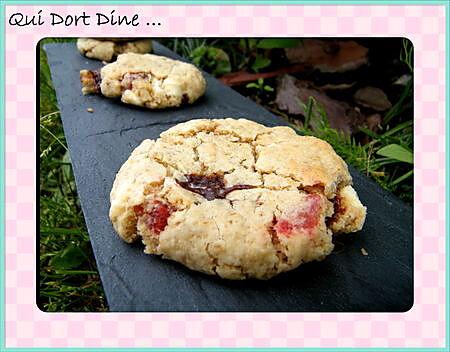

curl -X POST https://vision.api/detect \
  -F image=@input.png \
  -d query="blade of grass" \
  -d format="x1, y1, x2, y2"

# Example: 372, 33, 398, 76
54, 270, 99, 275
40, 123, 68, 152
391, 169, 413, 185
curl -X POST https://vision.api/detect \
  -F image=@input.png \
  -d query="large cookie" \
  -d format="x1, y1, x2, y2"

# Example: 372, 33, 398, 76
80, 53, 206, 109
109, 118, 366, 279
77, 38, 152, 62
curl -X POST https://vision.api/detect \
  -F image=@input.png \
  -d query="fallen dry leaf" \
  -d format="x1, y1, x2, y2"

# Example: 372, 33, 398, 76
365, 113, 382, 131
219, 64, 306, 86
285, 39, 368, 73
354, 86, 392, 111
315, 82, 356, 91
275, 74, 365, 135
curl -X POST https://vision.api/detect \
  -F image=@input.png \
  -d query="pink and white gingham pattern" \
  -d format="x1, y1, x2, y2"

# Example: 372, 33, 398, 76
4, 4, 447, 349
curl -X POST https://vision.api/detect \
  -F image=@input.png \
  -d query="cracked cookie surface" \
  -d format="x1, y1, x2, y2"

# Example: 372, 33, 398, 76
80, 53, 206, 109
109, 118, 366, 279
77, 38, 152, 62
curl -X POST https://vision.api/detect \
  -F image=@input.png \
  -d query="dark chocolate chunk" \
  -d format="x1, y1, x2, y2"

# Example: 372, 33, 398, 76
181, 93, 189, 105
177, 173, 255, 200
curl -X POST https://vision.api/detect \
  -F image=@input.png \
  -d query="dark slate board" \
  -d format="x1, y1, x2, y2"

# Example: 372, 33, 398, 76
44, 42, 413, 312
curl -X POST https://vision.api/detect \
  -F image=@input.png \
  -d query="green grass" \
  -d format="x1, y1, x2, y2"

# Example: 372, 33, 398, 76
39, 38, 107, 312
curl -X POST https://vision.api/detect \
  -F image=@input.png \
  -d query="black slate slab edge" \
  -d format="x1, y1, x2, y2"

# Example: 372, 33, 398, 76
42, 41, 413, 312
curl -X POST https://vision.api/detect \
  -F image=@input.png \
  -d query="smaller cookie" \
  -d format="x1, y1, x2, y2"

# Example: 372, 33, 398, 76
77, 38, 152, 62
80, 53, 206, 109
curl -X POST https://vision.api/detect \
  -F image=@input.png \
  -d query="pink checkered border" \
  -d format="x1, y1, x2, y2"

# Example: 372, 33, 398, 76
3, 3, 448, 349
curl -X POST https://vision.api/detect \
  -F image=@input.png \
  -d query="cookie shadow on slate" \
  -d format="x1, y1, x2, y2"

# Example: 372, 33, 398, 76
105, 93, 209, 113
151, 245, 344, 290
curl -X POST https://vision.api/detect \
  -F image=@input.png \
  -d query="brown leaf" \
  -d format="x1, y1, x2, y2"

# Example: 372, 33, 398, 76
275, 74, 365, 135
285, 39, 368, 73
315, 82, 356, 91
365, 113, 382, 132
354, 86, 392, 111
218, 64, 306, 86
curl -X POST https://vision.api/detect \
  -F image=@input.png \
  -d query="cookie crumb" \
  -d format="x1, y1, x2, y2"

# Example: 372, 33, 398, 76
87, 107, 94, 113
361, 247, 368, 256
